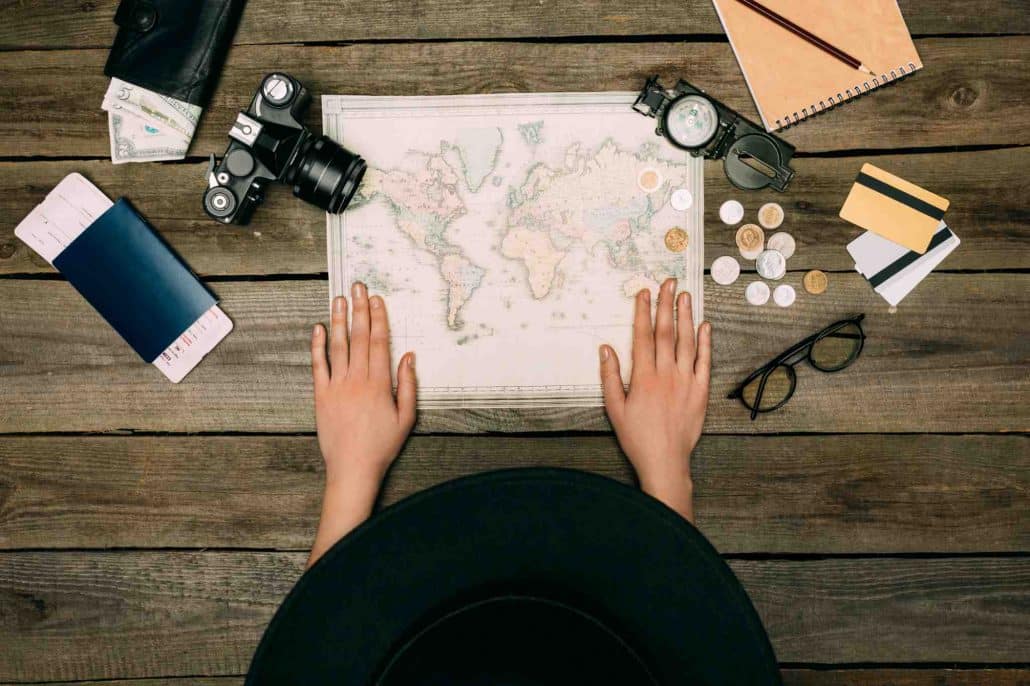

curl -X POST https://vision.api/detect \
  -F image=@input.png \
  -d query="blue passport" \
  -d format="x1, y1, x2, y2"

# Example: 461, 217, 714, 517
15, 174, 232, 382
55, 199, 217, 362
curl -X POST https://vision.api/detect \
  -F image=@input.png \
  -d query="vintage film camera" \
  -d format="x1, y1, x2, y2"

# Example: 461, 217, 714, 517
204, 73, 367, 225
633, 76, 796, 192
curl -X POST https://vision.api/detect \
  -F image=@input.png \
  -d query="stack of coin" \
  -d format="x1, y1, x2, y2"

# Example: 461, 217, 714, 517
710, 200, 828, 307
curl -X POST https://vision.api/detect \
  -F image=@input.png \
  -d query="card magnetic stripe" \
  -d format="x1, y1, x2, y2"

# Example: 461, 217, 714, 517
855, 172, 947, 221
53, 199, 217, 362
868, 225, 954, 287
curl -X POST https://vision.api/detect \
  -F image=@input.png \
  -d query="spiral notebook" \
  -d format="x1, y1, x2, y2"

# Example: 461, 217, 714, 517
711, 0, 922, 131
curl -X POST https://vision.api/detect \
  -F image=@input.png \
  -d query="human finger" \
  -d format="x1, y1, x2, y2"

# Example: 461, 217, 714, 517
311, 323, 330, 390
348, 282, 370, 377
369, 295, 392, 385
396, 352, 417, 429
676, 291, 697, 375
630, 288, 655, 379
694, 321, 712, 392
328, 296, 349, 375
654, 278, 676, 371
599, 344, 626, 425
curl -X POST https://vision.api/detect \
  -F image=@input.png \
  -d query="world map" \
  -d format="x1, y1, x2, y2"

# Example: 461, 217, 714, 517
324, 93, 703, 407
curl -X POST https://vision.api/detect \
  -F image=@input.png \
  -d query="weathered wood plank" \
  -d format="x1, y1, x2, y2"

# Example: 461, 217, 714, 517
5, 671, 1026, 686
1, 0, 1026, 50
0, 38, 1026, 158
781, 671, 1030, 686
1, 435, 1024, 553
0, 553, 1025, 680
0, 274, 1026, 434
3, 147, 1026, 276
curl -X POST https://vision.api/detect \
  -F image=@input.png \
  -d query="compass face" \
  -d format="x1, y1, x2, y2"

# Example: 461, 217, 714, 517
664, 94, 719, 149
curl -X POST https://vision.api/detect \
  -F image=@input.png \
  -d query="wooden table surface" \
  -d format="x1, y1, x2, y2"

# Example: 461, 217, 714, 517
0, 1, 1027, 683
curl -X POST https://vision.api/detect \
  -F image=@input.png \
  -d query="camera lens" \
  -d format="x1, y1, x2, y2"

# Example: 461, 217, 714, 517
290, 135, 366, 214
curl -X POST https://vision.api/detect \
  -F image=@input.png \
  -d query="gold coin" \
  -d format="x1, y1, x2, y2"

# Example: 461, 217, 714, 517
758, 202, 784, 229
637, 168, 663, 193
664, 227, 689, 252
803, 269, 828, 294
735, 223, 765, 259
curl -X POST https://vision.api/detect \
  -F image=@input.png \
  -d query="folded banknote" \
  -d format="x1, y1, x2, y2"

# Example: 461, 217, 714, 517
101, 77, 203, 164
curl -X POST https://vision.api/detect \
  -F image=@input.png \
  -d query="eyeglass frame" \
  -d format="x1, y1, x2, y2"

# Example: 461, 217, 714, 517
727, 314, 866, 420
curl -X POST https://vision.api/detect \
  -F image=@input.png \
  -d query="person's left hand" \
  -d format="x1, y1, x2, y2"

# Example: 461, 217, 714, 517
311, 282, 416, 485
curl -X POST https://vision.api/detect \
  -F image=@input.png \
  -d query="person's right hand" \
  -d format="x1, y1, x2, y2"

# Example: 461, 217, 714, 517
599, 278, 712, 522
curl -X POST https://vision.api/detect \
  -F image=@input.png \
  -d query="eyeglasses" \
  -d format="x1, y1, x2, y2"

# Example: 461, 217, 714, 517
728, 314, 866, 420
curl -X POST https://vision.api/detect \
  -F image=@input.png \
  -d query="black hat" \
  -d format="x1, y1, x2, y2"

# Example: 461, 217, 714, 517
247, 468, 781, 685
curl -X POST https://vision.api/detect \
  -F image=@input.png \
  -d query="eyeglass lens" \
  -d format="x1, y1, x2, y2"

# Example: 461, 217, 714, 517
740, 364, 796, 411
810, 322, 864, 371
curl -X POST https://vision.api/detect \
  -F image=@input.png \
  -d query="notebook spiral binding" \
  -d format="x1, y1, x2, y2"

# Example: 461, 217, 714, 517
774, 62, 918, 130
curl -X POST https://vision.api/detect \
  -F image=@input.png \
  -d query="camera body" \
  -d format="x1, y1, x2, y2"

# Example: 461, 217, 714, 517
204, 73, 366, 225
633, 76, 795, 192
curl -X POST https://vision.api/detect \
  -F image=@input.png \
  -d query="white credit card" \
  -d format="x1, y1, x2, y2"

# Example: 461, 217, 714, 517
14, 172, 233, 383
848, 221, 960, 307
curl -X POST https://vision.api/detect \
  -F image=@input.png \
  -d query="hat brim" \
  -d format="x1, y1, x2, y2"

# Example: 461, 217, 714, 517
246, 468, 781, 685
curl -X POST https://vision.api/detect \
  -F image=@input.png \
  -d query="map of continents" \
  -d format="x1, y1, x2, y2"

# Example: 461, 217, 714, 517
354, 123, 692, 330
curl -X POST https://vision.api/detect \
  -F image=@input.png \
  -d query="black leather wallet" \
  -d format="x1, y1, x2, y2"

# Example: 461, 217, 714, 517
104, 0, 248, 107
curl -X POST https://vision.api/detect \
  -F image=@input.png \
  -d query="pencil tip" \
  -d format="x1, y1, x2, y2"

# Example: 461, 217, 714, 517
858, 64, 873, 74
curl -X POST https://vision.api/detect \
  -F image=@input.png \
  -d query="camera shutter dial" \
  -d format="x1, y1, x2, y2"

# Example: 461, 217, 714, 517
262, 74, 295, 106
204, 187, 237, 219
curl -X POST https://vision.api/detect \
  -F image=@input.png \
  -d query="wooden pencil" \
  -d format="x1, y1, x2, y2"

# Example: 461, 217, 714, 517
733, 0, 872, 74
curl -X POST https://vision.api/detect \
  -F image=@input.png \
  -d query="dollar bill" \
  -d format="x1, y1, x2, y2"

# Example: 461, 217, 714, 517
102, 78, 203, 163
108, 112, 189, 164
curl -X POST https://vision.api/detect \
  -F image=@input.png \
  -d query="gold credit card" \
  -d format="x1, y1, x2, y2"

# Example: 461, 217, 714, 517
839, 163, 949, 254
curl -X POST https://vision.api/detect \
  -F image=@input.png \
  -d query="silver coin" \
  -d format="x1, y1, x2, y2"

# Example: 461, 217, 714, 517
710, 255, 740, 285
755, 249, 787, 280
745, 281, 770, 306
767, 231, 796, 259
773, 284, 796, 307
719, 200, 744, 225
671, 188, 694, 211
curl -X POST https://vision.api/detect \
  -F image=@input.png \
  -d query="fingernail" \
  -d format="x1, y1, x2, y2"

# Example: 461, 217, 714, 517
641, 289, 650, 303
370, 296, 381, 309
665, 278, 676, 292
352, 282, 366, 299
313, 324, 323, 337
599, 345, 610, 361
332, 296, 345, 313
407, 352, 416, 368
